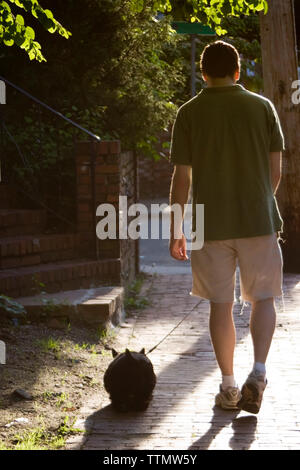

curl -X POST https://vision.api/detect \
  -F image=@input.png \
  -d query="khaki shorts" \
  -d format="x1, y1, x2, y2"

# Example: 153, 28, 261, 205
190, 232, 283, 303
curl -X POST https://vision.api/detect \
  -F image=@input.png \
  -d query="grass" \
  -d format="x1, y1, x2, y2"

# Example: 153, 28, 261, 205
124, 274, 151, 311
74, 342, 98, 352
97, 325, 117, 345
36, 336, 61, 353
1, 416, 84, 450
124, 296, 149, 310
97, 349, 112, 357
74, 342, 90, 350
37, 336, 102, 358
56, 416, 83, 437
13, 427, 52, 450
42, 391, 55, 401
56, 392, 68, 408
1, 272, 154, 450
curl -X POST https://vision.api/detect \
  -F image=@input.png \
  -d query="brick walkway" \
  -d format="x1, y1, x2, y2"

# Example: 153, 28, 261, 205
67, 272, 300, 450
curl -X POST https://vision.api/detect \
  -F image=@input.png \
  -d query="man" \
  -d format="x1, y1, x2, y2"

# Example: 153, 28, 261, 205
168, 40, 284, 414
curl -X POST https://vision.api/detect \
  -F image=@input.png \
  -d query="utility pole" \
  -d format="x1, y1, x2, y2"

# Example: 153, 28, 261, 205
260, 0, 300, 272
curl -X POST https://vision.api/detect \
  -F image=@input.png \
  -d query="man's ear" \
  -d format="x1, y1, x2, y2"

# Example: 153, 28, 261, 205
235, 69, 240, 82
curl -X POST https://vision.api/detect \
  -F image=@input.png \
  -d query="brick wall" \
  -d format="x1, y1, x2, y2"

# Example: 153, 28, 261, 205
138, 153, 174, 199
76, 140, 137, 291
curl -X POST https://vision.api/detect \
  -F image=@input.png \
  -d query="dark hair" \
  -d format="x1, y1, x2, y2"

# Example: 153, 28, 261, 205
200, 40, 240, 78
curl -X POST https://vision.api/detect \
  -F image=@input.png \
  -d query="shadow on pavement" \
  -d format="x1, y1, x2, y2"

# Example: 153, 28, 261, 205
76, 273, 298, 450
188, 407, 257, 450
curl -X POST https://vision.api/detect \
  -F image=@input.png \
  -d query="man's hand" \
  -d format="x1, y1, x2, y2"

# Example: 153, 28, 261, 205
169, 233, 189, 261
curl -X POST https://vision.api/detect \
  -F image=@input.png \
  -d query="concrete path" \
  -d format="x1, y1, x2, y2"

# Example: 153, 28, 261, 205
67, 270, 300, 450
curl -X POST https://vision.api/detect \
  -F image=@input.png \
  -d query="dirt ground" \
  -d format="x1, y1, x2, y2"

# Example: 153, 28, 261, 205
0, 273, 150, 450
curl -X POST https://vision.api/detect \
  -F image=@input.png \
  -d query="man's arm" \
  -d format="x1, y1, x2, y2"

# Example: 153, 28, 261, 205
169, 164, 192, 260
270, 151, 282, 194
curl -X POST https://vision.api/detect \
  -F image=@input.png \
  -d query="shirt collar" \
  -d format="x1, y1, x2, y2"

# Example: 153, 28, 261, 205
200, 84, 245, 94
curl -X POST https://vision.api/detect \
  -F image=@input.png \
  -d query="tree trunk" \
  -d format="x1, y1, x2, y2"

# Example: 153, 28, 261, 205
260, 0, 300, 272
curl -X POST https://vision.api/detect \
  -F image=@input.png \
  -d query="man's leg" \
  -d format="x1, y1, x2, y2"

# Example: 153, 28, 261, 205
237, 297, 276, 414
250, 297, 276, 365
210, 301, 242, 410
235, 233, 282, 413
209, 301, 235, 376
189, 240, 240, 408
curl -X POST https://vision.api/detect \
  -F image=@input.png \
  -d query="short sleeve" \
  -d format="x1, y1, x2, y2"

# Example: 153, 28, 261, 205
169, 107, 192, 165
268, 101, 285, 152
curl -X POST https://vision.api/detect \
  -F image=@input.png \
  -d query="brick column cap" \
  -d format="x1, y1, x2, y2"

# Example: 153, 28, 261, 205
76, 140, 121, 156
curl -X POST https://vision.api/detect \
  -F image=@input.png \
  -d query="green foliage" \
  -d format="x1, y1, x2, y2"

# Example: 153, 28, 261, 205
124, 275, 150, 310
55, 392, 68, 408
0, 0, 268, 64
131, 0, 268, 35
56, 415, 83, 437
13, 427, 50, 450
0, 0, 71, 61
2, 103, 98, 227
2, 1, 185, 164
1, 0, 267, 208
221, 14, 263, 92
125, 296, 150, 310
36, 336, 61, 352
9, 417, 81, 450
74, 342, 92, 351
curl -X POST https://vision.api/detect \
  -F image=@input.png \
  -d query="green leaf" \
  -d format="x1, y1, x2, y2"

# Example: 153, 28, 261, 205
20, 37, 30, 49
262, 0, 268, 14
25, 26, 35, 40
15, 0, 26, 8
44, 9, 54, 20
28, 49, 36, 60
15, 14, 25, 26
3, 38, 14, 46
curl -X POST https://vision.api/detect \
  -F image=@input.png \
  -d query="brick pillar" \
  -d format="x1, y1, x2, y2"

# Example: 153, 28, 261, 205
76, 140, 136, 289
119, 150, 136, 288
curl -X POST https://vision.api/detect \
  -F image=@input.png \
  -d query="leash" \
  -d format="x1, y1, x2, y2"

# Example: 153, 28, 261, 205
146, 298, 203, 355
112, 268, 204, 356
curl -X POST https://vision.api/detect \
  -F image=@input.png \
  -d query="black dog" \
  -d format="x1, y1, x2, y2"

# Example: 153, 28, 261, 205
103, 348, 156, 412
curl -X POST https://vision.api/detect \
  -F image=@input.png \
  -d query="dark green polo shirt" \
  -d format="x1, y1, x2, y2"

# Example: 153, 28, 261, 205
169, 84, 285, 241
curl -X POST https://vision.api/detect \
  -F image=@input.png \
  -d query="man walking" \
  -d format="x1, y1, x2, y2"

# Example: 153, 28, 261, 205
169, 41, 284, 413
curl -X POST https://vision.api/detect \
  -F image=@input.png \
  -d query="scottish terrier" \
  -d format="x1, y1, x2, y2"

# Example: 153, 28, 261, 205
103, 348, 156, 412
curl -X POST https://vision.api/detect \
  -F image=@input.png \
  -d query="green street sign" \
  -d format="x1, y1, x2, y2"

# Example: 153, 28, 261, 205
171, 21, 215, 35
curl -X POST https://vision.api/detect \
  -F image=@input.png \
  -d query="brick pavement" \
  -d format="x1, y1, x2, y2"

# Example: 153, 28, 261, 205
66, 271, 300, 450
